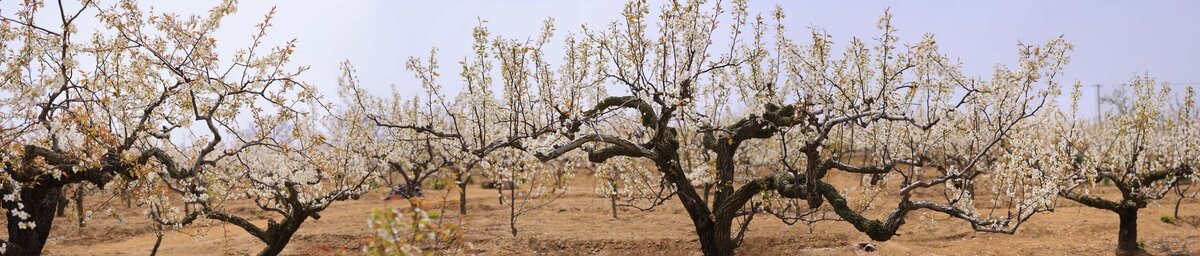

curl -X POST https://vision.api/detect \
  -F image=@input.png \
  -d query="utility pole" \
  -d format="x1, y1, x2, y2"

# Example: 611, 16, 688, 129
1094, 84, 1103, 125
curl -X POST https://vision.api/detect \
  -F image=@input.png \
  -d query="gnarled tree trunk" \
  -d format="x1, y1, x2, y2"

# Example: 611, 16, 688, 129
1115, 208, 1143, 256
3, 185, 64, 255
257, 218, 307, 256
654, 143, 734, 256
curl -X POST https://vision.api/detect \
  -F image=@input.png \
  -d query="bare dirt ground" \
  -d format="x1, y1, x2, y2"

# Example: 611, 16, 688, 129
30, 171, 1200, 256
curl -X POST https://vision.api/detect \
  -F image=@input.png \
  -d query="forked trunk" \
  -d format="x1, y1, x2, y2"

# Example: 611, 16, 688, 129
712, 217, 738, 255
691, 215, 737, 256
654, 157, 734, 256
695, 225, 721, 256
257, 218, 307, 256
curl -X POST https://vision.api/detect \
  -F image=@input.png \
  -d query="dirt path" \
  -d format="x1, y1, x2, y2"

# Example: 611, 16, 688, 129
31, 174, 1200, 255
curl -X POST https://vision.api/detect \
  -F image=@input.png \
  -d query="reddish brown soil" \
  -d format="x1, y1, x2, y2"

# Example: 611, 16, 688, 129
27, 172, 1200, 255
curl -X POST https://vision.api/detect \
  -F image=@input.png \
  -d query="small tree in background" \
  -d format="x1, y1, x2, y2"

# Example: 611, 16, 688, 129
1055, 78, 1197, 255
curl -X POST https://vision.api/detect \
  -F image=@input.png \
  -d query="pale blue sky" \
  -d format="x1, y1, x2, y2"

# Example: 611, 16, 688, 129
5, 0, 1199, 116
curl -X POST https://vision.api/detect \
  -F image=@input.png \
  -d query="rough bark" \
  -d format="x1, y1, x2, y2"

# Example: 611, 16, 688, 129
711, 142, 737, 211
653, 130, 733, 256
1116, 208, 1144, 256
818, 181, 906, 241
257, 218, 307, 256
3, 185, 63, 255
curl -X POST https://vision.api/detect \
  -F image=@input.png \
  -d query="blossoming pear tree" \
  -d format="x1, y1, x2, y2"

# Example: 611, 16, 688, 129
0, 0, 337, 254
337, 60, 455, 201
759, 7, 1075, 242
523, 1, 1072, 254
1055, 78, 1197, 255
343, 19, 595, 235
